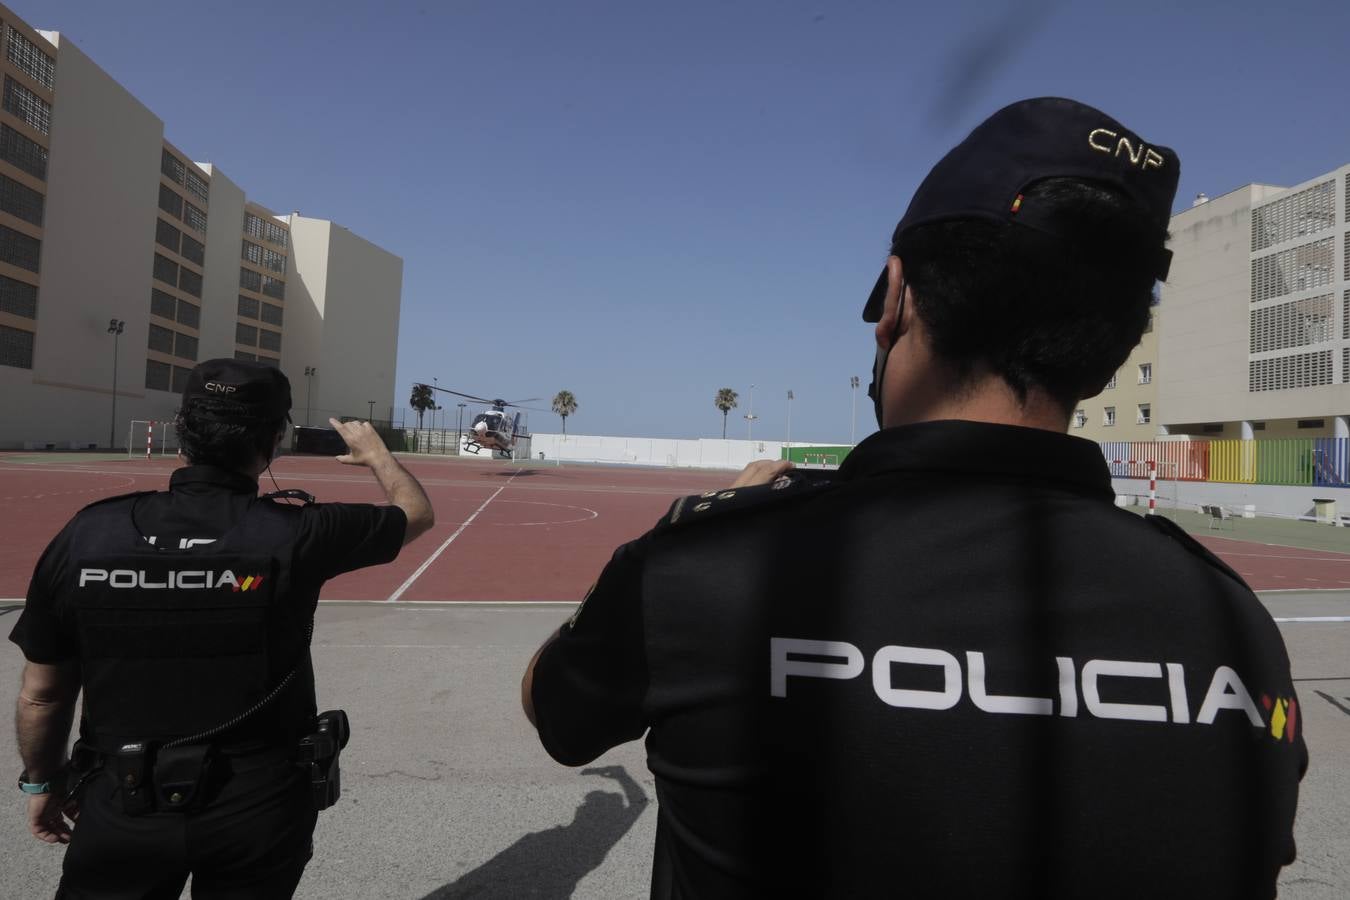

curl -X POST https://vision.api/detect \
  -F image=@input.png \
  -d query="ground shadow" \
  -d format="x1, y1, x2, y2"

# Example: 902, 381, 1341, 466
1314, 689, 1350, 718
418, 766, 648, 899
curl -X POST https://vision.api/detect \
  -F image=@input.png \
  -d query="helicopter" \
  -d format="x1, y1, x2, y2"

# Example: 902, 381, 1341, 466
416, 384, 542, 458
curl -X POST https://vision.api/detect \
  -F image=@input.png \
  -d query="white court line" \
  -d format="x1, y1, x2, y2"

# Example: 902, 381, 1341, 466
1272, 616, 1350, 623
385, 472, 519, 602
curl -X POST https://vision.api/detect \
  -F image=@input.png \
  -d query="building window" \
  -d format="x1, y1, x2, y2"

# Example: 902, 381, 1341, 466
1251, 239, 1334, 304
152, 253, 178, 286
1253, 422, 1267, 431
257, 353, 280, 365
160, 148, 186, 186
245, 213, 265, 240
176, 300, 199, 329
147, 323, 174, 354
0, 173, 43, 225
1297, 419, 1326, 429
0, 224, 40, 272
258, 328, 281, 352
171, 365, 191, 394
261, 276, 284, 300
180, 235, 205, 267
1137, 363, 1152, 385
236, 323, 257, 346
184, 170, 208, 204
155, 218, 181, 253
158, 184, 183, 219
260, 302, 283, 326
1137, 404, 1151, 425
242, 240, 263, 265
5, 27, 56, 91
237, 295, 259, 319
1105, 374, 1116, 390
174, 332, 198, 361
150, 288, 176, 320
1103, 407, 1115, 427
260, 247, 285, 273
234, 350, 256, 361
178, 267, 202, 298
1142, 312, 1154, 334
239, 268, 262, 293
2, 76, 51, 134
183, 202, 207, 234
1072, 409, 1086, 428
145, 359, 171, 391
0, 322, 34, 369
0, 124, 45, 179
1202, 423, 1224, 434
1249, 351, 1334, 392
264, 220, 288, 248
1251, 181, 1336, 252
0, 273, 37, 318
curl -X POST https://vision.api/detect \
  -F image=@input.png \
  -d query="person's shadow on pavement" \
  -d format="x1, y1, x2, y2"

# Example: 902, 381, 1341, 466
419, 766, 649, 899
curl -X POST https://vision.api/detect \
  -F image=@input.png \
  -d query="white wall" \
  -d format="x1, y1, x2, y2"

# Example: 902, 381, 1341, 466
1111, 476, 1350, 521
528, 433, 787, 470
281, 217, 402, 426
0, 33, 174, 448
197, 165, 246, 363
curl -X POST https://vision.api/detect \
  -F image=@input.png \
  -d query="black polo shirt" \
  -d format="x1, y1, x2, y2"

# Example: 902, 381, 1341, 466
531, 420, 1307, 900
10, 465, 407, 743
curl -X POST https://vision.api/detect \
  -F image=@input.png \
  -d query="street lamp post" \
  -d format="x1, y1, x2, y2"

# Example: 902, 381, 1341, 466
786, 389, 793, 448
367, 400, 375, 422
850, 375, 860, 443
107, 319, 125, 450
304, 366, 316, 426
744, 383, 758, 439
456, 403, 466, 451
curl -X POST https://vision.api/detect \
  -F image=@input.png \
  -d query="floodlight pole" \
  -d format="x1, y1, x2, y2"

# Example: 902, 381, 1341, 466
849, 375, 860, 443
107, 318, 125, 450
304, 366, 316, 426
786, 389, 793, 447
745, 383, 756, 440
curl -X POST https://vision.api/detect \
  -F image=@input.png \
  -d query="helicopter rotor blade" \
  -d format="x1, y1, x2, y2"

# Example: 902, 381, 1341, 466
421, 385, 496, 404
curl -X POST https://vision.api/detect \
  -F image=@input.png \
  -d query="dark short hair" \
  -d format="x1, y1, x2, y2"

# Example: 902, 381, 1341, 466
894, 177, 1164, 411
175, 398, 286, 471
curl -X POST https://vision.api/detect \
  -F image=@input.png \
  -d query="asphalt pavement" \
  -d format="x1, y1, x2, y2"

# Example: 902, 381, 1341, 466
2, 599, 1346, 898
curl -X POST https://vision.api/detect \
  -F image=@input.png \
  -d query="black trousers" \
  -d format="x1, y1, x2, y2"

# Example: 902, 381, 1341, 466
56, 755, 318, 900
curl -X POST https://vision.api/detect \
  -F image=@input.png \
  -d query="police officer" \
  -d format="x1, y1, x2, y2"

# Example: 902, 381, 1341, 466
11, 359, 434, 898
522, 98, 1306, 898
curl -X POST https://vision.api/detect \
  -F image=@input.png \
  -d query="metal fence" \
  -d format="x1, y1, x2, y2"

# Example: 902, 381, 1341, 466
1100, 438, 1350, 487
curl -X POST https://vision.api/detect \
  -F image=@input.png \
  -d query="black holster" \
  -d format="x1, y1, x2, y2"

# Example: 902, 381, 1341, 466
297, 709, 349, 812
114, 743, 153, 816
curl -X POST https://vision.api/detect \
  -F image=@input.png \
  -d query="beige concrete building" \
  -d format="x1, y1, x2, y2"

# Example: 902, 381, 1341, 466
1073, 308, 1159, 443
1158, 170, 1350, 440
0, 4, 403, 449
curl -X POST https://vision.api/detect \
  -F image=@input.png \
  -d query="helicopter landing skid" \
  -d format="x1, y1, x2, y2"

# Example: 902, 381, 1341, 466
462, 441, 483, 455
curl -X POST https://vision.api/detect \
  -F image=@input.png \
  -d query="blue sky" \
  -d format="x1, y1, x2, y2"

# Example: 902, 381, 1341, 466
26, 0, 1350, 441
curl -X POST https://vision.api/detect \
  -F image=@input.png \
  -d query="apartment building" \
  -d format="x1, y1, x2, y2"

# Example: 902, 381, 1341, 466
0, 4, 403, 449
1072, 305, 1159, 443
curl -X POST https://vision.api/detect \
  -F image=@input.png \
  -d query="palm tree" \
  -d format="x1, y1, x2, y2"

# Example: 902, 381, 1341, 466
552, 390, 578, 435
714, 388, 738, 438
410, 383, 435, 429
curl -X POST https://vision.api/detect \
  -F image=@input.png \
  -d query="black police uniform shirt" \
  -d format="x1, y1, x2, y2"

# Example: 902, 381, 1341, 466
9, 465, 407, 747
530, 421, 1307, 900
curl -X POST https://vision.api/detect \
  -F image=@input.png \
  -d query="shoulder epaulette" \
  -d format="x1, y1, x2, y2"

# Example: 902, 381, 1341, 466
657, 470, 836, 530
1142, 514, 1249, 591
259, 488, 315, 506
78, 490, 158, 513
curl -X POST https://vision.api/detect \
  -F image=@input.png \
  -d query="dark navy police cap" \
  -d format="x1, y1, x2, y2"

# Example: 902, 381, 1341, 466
181, 358, 293, 422
862, 97, 1180, 323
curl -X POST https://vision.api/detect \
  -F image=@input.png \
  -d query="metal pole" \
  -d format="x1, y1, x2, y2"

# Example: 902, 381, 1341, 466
456, 403, 465, 450
107, 319, 124, 450
786, 389, 793, 447
746, 384, 755, 439
367, 400, 375, 421
849, 375, 860, 443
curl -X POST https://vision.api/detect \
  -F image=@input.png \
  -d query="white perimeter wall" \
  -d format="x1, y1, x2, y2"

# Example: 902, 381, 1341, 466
529, 432, 788, 470
1111, 476, 1350, 520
